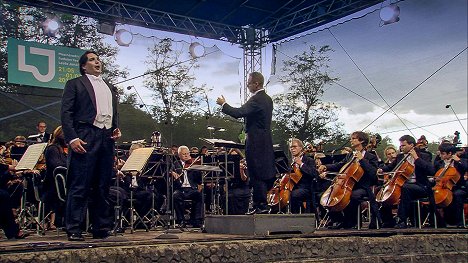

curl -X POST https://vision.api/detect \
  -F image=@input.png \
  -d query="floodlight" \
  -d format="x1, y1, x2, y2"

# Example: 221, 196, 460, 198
115, 29, 133, 47
189, 42, 205, 58
380, 4, 400, 25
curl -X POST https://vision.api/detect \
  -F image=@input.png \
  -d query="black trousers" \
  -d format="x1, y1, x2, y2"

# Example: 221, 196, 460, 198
250, 176, 275, 209
290, 187, 312, 214
442, 188, 467, 226
65, 125, 114, 235
0, 189, 19, 238
397, 183, 434, 222
173, 187, 203, 224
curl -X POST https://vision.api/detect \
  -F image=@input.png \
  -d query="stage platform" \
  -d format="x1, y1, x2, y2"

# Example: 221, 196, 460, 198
0, 225, 467, 263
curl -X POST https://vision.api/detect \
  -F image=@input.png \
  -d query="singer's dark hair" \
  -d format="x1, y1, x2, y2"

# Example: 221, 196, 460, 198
79, 50, 98, 75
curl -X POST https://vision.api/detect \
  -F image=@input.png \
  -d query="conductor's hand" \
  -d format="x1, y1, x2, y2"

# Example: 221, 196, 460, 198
112, 128, 122, 140
216, 95, 226, 106
70, 139, 87, 154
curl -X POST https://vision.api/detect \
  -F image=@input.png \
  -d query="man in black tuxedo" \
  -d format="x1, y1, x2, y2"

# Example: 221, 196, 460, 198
216, 72, 276, 214
318, 131, 381, 229
34, 121, 51, 143
61, 51, 121, 241
379, 135, 435, 229
171, 146, 203, 228
289, 138, 318, 214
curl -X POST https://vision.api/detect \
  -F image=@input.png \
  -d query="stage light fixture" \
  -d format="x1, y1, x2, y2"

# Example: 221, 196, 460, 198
115, 29, 133, 47
189, 42, 205, 58
380, 4, 400, 25
97, 21, 116, 36
42, 15, 61, 36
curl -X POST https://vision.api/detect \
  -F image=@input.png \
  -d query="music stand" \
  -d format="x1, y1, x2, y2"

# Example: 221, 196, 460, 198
199, 138, 245, 215
121, 147, 153, 233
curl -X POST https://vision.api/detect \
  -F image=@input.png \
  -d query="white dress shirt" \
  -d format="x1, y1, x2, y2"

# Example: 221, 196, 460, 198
86, 74, 113, 129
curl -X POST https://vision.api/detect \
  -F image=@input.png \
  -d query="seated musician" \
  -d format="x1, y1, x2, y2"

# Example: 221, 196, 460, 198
382, 146, 398, 167
171, 145, 203, 228
434, 143, 467, 228
289, 138, 318, 214
0, 162, 28, 239
318, 131, 381, 229
43, 126, 68, 230
378, 135, 435, 229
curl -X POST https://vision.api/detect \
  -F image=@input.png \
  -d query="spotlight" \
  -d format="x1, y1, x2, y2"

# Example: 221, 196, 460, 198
42, 15, 61, 36
380, 4, 400, 25
445, 104, 451, 109
97, 21, 116, 36
115, 29, 133, 47
207, 126, 215, 130
189, 42, 205, 58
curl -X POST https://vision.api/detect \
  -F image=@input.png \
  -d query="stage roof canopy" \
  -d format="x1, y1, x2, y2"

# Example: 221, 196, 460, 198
13, 0, 382, 43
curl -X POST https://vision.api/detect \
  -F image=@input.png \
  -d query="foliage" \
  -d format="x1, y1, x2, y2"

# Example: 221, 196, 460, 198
273, 45, 344, 143
143, 38, 205, 124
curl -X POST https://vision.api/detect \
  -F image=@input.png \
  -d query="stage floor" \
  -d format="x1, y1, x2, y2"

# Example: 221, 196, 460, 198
1, 226, 466, 254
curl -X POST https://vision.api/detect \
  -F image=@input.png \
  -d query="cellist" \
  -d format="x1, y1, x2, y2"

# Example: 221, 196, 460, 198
378, 135, 435, 229
434, 142, 467, 228
288, 138, 318, 214
318, 131, 381, 229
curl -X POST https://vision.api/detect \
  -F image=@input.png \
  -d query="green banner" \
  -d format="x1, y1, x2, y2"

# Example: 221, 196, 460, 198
7, 38, 84, 89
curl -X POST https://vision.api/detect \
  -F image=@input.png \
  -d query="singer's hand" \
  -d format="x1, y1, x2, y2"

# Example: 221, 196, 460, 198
111, 128, 122, 140
216, 95, 226, 105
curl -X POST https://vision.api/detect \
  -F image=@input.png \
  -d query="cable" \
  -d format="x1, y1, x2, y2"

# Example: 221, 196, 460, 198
328, 28, 416, 138
379, 118, 468, 135
361, 46, 468, 130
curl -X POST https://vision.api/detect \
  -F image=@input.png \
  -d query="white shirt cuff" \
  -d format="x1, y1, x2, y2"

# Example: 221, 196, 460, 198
69, 138, 79, 144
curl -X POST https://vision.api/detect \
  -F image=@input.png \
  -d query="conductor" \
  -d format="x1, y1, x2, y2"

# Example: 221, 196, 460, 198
216, 72, 276, 214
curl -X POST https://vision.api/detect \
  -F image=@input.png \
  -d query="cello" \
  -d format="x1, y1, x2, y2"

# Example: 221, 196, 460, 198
319, 153, 364, 212
267, 142, 312, 211
432, 159, 461, 207
375, 152, 414, 206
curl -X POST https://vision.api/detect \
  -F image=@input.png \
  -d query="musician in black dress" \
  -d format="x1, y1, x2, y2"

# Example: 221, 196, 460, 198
379, 135, 435, 229
289, 138, 318, 214
434, 143, 467, 228
318, 131, 381, 229
171, 146, 203, 228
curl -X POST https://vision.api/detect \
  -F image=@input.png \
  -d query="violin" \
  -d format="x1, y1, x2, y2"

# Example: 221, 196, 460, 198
172, 156, 201, 181
320, 152, 364, 212
432, 159, 461, 207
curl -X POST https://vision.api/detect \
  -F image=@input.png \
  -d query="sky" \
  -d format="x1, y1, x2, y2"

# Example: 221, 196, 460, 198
105, 0, 467, 147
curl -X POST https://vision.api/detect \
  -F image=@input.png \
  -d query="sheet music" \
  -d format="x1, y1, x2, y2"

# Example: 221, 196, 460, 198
199, 138, 245, 149
121, 147, 154, 173
16, 143, 47, 171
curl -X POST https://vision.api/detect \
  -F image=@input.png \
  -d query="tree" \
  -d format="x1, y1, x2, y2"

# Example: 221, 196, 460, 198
0, 3, 128, 141
143, 38, 205, 125
273, 45, 343, 143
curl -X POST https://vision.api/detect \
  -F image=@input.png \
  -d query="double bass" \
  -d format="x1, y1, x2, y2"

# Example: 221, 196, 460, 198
319, 153, 364, 212
432, 159, 461, 207
267, 143, 312, 211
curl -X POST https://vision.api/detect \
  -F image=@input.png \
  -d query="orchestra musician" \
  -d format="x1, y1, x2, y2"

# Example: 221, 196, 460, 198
30, 121, 51, 143
216, 72, 276, 215
289, 138, 318, 214
434, 142, 467, 228
171, 146, 203, 228
378, 135, 435, 229
382, 146, 398, 167
0, 162, 29, 239
42, 126, 68, 230
318, 131, 381, 229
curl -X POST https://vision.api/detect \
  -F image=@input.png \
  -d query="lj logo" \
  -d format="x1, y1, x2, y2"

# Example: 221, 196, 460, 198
18, 45, 55, 82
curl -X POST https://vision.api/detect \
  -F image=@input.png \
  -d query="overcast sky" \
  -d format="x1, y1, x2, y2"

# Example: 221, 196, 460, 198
108, 0, 467, 146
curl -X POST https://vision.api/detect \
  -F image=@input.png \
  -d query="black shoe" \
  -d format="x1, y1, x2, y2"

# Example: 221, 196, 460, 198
68, 233, 85, 241
257, 208, 270, 214
395, 221, 407, 229
8, 230, 30, 240
92, 230, 111, 239
456, 224, 466, 229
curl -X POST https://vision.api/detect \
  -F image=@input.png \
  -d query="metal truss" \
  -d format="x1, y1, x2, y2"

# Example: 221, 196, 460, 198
10, 0, 244, 43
